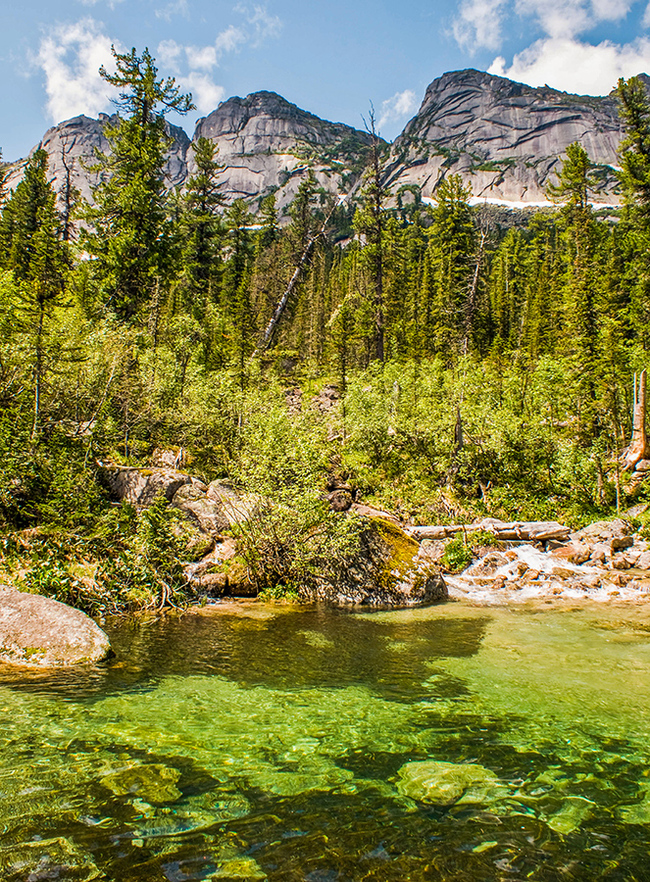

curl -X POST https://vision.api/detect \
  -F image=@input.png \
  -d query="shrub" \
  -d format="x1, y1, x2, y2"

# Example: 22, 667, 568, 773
440, 537, 473, 573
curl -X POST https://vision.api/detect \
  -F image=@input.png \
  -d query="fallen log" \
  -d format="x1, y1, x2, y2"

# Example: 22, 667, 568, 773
408, 519, 571, 543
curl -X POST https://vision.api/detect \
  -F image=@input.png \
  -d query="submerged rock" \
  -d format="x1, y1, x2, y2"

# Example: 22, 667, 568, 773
546, 796, 594, 834
101, 763, 182, 804
396, 760, 502, 805
0, 586, 111, 666
0, 836, 102, 881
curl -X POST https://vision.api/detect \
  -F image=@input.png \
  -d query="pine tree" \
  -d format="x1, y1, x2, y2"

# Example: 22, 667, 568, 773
222, 199, 254, 376
82, 47, 194, 321
354, 108, 389, 362
426, 174, 475, 358
182, 136, 225, 294
616, 76, 650, 350
0, 149, 69, 438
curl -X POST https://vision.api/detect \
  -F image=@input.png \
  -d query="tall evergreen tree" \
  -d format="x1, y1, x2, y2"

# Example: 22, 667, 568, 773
82, 47, 194, 321
0, 149, 69, 437
616, 76, 650, 350
426, 174, 475, 357
354, 109, 389, 362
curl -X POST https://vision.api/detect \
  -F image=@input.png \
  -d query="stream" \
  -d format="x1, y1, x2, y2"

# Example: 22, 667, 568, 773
3, 599, 650, 880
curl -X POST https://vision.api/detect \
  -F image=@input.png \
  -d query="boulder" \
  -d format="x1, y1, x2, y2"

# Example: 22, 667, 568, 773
396, 760, 503, 805
99, 464, 191, 507
0, 837, 102, 882
151, 447, 186, 469
328, 489, 353, 512
573, 518, 634, 543
308, 517, 447, 608
171, 484, 231, 535
206, 481, 261, 527
551, 542, 591, 565
100, 763, 182, 804
0, 586, 111, 666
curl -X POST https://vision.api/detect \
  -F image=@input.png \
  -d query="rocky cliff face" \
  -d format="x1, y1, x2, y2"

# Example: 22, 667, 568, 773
3, 70, 637, 212
192, 91, 373, 211
5, 92, 372, 216
5, 114, 191, 205
384, 68, 627, 205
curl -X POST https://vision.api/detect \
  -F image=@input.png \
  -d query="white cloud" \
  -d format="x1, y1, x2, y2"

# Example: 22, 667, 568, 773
155, 0, 189, 21
36, 18, 120, 122
489, 35, 650, 94
180, 72, 225, 113
214, 25, 247, 55
513, 0, 632, 39
378, 90, 418, 129
185, 45, 219, 70
644, 0, 650, 26
453, 0, 635, 51
157, 39, 183, 71
77, 0, 125, 7
235, 3, 283, 45
152, 7, 280, 116
453, 0, 507, 51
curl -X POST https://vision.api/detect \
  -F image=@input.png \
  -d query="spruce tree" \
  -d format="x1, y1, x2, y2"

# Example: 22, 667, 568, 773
354, 109, 389, 362
0, 149, 69, 438
82, 47, 194, 321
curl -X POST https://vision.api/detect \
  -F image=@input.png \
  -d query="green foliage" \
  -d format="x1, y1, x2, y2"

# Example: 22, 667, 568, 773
81, 46, 194, 321
3, 48, 650, 616
236, 496, 365, 595
440, 537, 473, 573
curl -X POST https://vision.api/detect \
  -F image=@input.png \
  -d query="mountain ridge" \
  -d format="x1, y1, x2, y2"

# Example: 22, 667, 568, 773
3, 68, 643, 212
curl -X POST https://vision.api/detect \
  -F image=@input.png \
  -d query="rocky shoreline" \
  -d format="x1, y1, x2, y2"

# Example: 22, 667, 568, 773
3, 457, 650, 667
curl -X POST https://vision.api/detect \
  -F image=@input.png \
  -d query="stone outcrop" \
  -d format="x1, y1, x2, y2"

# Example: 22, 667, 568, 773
306, 517, 448, 607
191, 91, 374, 210
7, 92, 372, 216
5, 113, 190, 206
7, 68, 636, 215
98, 464, 192, 507
384, 68, 628, 204
0, 586, 111, 666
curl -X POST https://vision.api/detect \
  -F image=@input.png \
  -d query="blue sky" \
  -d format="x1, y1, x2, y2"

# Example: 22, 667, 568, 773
3, 0, 650, 160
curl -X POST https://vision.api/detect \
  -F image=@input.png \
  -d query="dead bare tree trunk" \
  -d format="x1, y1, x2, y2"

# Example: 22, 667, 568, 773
623, 369, 649, 469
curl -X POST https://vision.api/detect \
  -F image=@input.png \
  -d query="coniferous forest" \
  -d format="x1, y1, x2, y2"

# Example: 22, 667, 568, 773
3, 47, 650, 608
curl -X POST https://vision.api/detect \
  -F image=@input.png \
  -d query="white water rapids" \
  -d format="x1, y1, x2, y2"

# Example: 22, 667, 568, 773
445, 543, 650, 604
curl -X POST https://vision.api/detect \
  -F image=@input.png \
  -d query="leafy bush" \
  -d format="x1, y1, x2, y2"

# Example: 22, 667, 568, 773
235, 494, 364, 595
440, 537, 474, 573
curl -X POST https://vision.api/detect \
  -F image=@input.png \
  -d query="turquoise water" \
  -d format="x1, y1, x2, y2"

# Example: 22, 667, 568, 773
3, 599, 650, 880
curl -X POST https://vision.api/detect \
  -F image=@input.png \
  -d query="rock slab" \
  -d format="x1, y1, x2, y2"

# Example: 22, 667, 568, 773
0, 586, 111, 666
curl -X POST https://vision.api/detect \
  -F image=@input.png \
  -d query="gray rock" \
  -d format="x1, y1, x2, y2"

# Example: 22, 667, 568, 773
99, 465, 191, 507
171, 484, 231, 535
8, 70, 639, 217
206, 481, 261, 527
6, 113, 190, 212
308, 517, 448, 608
0, 586, 111, 666
396, 760, 503, 805
385, 68, 626, 205
328, 489, 353, 512
635, 552, 650, 570
192, 92, 373, 211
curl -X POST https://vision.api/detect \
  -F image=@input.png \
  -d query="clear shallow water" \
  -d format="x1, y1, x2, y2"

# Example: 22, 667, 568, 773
4, 600, 650, 880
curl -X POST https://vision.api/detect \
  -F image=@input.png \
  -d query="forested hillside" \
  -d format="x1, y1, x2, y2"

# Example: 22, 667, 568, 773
2, 48, 650, 607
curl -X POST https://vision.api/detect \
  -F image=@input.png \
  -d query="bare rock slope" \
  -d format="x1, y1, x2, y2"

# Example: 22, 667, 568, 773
192, 91, 373, 209
384, 68, 629, 204
5, 70, 643, 211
